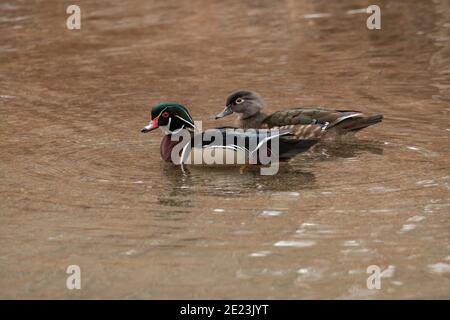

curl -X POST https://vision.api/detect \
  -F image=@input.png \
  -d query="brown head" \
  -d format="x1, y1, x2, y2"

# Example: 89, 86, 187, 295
215, 90, 265, 121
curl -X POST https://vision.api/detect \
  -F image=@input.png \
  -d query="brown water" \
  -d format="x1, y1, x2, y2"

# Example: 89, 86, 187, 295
1, 0, 449, 299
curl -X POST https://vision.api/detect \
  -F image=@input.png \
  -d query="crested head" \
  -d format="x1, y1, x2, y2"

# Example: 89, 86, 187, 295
141, 102, 195, 134
216, 90, 265, 121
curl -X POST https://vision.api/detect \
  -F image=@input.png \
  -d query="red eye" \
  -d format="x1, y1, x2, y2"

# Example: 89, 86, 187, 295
162, 112, 170, 118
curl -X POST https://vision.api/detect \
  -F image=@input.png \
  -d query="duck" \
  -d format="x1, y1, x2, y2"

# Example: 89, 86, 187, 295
140, 102, 328, 168
215, 90, 383, 135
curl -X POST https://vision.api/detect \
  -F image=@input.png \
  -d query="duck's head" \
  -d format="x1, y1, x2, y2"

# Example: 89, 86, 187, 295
141, 102, 195, 134
215, 90, 265, 120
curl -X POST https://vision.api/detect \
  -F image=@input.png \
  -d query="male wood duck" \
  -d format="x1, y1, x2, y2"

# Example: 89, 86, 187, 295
215, 90, 383, 135
141, 102, 327, 167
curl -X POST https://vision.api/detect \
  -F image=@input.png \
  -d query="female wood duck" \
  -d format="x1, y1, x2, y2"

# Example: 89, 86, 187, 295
141, 102, 327, 167
215, 90, 383, 135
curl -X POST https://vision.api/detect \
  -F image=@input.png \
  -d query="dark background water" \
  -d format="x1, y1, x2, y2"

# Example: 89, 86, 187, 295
0, 0, 449, 298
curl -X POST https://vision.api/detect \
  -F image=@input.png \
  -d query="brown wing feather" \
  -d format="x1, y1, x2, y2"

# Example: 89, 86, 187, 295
262, 108, 349, 127
269, 124, 326, 141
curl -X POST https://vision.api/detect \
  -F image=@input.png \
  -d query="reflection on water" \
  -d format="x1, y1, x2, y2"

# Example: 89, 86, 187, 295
0, 0, 449, 299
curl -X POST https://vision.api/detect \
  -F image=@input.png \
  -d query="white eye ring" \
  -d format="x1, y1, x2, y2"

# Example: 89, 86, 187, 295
235, 98, 245, 104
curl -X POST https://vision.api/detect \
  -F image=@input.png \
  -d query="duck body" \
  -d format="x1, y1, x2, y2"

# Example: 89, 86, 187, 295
216, 90, 383, 135
142, 103, 326, 166
182, 126, 325, 164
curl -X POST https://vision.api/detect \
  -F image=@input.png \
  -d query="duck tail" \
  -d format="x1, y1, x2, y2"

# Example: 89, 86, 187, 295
350, 114, 383, 132
365, 114, 383, 125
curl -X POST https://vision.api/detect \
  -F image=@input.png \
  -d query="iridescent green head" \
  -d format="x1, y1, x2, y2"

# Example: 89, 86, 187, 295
141, 102, 195, 134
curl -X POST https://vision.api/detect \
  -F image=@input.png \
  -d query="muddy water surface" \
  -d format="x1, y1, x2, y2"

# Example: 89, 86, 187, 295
0, 0, 449, 298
